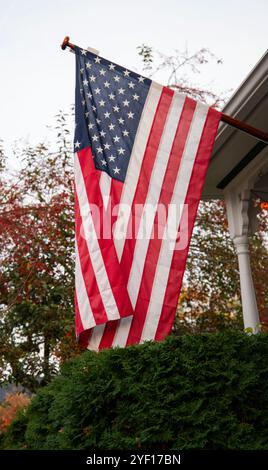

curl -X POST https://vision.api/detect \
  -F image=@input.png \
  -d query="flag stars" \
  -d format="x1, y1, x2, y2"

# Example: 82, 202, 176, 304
118, 147, 125, 155
123, 129, 129, 137
94, 87, 101, 95
86, 62, 92, 69
88, 123, 94, 130
83, 79, 89, 86
138, 76, 145, 83
80, 68, 84, 74
99, 99, 106, 107
109, 63, 116, 71
104, 81, 110, 88
96, 118, 101, 124
113, 135, 120, 143
82, 100, 86, 106
123, 99, 130, 107
74, 140, 81, 148
92, 135, 99, 142
118, 117, 125, 125
133, 93, 140, 101
89, 75, 96, 82
128, 81, 135, 89
104, 111, 111, 119
101, 159, 107, 166
100, 130, 106, 137
87, 92, 92, 99
113, 105, 120, 113
127, 111, 134, 119
108, 123, 116, 131
99, 68, 106, 76
94, 56, 101, 63
81, 49, 87, 56
118, 88, 125, 94
104, 143, 111, 150
123, 69, 130, 77
113, 167, 120, 175
109, 155, 116, 162
92, 105, 97, 112
113, 75, 120, 82
96, 146, 103, 154
108, 93, 115, 100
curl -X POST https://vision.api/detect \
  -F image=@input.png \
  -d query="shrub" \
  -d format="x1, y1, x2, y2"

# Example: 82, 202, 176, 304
2, 331, 268, 449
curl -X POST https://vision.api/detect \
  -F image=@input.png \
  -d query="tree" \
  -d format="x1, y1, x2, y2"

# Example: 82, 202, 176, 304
0, 111, 82, 391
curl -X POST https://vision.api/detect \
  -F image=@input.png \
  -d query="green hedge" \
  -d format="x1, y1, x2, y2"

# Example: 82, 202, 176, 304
2, 331, 268, 450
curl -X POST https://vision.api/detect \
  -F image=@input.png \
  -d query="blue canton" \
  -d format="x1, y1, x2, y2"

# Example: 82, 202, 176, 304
74, 47, 151, 182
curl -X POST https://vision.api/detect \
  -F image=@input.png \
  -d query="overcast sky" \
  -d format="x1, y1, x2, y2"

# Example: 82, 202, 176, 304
0, 0, 267, 155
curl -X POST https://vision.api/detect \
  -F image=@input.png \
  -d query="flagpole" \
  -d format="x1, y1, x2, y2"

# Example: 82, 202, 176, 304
61, 36, 268, 145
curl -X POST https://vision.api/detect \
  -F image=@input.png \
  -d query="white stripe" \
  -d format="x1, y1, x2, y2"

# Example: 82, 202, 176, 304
75, 155, 120, 321
75, 240, 96, 330
127, 93, 185, 309
87, 324, 105, 352
99, 172, 112, 211
113, 82, 162, 261
141, 101, 209, 341
112, 316, 133, 348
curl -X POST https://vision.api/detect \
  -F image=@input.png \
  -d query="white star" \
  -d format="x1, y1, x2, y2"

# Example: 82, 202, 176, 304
109, 63, 116, 71
101, 159, 107, 166
86, 62, 92, 69
133, 93, 139, 100
108, 93, 115, 100
138, 76, 145, 83
113, 166, 120, 175
108, 123, 116, 130
113, 135, 120, 143
81, 100, 86, 106
104, 111, 111, 119
99, 99, 105, 107
96, 146, 103, 154
128, 81, 135, 89
89, 75, 96, 82
113, 105, 120, 112
123, 69, 130, 77
96, 118, 101, 124
113, 75, 120, 82
104, 143, 111, 150
94, 56, 101, 63
123, 99, 130, 107
94, 87, 101, 95
80, 88, 83, 95
81, 49, 87, 56
123, 129, 129, 137
118, 117, 125, 125
83, 79, 88, 86
80, 68, 84, 74
118, 147, 125, 155
104, 81, 110, 88
87, 92, 92, 99
85, 112, 89, 118
74, 140, 81, 148
100, 130, 106, 137
99, 68, 106, 76
109, 155, 116, 162
118, 88, 125, 94
92, 105, 97, 112
127, 111, 134, 119
88, 123, 94, 130
92, 135, 99, 142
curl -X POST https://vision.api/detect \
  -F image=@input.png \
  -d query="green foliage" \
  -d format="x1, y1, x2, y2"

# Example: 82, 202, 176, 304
2, 332, 268, 450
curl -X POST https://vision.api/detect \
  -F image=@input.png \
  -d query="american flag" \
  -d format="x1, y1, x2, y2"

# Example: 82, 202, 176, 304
74, 46, 221, 351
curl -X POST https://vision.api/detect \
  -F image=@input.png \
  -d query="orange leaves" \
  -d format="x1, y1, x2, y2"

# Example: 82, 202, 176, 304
0, 393, 31, 433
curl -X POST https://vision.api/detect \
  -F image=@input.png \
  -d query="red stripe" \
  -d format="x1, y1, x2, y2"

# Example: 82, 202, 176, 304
76, 150, 133, 323
95, 87, 173, 349
126, 97, 197, 345
155, 107, 221, 341
75, 189, 109, 325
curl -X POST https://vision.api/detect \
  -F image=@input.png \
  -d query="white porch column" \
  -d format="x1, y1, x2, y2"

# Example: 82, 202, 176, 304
225, 189, 260, 333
